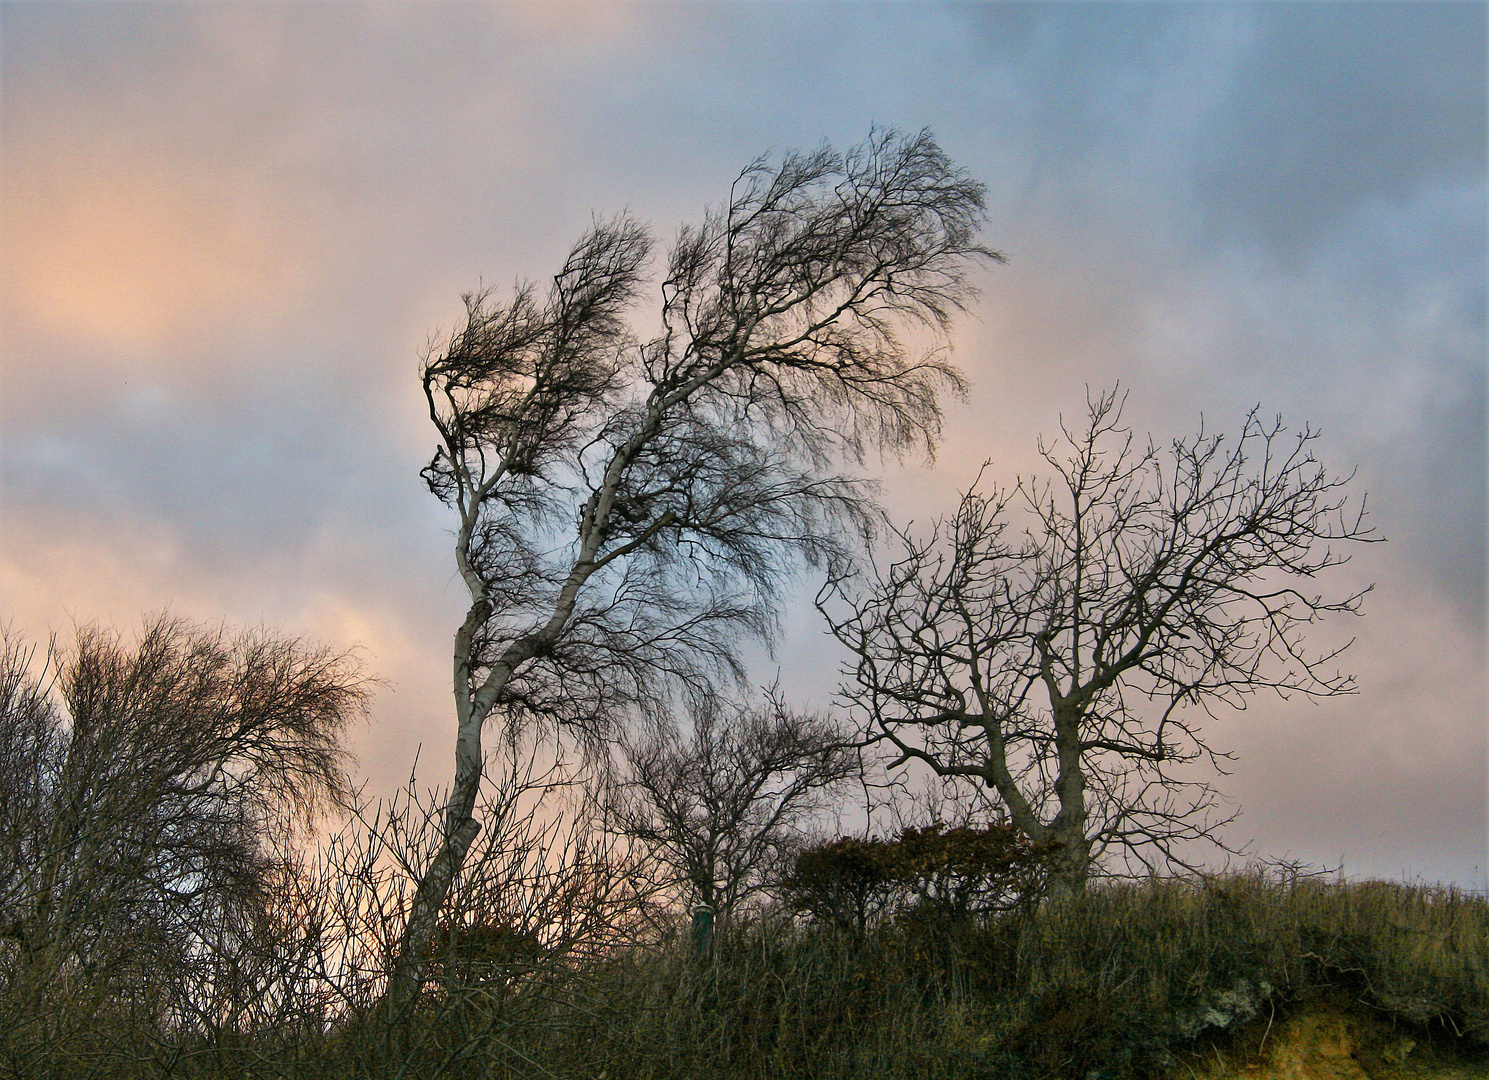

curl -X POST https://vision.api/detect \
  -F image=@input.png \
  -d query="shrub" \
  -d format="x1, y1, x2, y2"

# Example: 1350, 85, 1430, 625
890, 822, 1054, 921
780, 836, 899, 934
782, 822, 1055, 932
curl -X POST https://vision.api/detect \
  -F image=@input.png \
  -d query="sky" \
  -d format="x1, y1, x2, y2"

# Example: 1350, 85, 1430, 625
2, 1, 1484, 887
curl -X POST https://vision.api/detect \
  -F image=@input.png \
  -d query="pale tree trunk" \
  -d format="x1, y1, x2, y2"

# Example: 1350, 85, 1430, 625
386, 609, 541, 1013
384, 703, 484, 1013
389, 418, 666, 1014
386, 581, 519, 1012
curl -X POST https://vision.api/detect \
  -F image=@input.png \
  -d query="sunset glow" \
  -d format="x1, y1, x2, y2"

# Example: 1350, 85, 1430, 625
2, 1, 1483, 886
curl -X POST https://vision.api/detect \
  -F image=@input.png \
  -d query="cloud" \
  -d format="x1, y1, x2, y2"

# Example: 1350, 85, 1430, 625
1, 2, 1481, 884
5, 155, 305, 353
1213, 577, 1486, 886
1190, 2, 1486, 261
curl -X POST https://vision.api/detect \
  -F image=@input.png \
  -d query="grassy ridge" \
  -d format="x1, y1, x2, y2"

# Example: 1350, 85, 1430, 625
9, 871, 1487, 1079
506, 872, 1486, 1080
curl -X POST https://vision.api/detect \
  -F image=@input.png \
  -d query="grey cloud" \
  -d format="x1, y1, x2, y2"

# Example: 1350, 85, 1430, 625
3, 367, 418, 578
1190, 3, 1486, 261
948, 4, 1485, 261
2, 1, 1482, 884
1359, 372, 1486, 625
958, 4, 1183, 159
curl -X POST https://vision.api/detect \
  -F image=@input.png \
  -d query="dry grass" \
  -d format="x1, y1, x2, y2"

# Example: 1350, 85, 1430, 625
479, 869, 1489, 1080
4, 868, 1485, 1079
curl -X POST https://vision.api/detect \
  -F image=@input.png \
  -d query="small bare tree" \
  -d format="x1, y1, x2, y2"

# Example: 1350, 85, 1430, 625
402, 128, 997, 996
822, 389, 1379, 895
608, 694, 857, 924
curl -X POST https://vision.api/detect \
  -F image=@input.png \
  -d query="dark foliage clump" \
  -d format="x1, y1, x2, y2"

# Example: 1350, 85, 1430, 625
782, 821, 1055, 934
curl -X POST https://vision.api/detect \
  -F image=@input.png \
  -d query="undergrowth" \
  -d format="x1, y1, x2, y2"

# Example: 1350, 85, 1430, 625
6, 870, 1486, 1079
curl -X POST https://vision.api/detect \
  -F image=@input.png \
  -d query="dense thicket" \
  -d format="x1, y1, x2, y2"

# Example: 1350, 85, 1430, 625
0, 616, 366, 1076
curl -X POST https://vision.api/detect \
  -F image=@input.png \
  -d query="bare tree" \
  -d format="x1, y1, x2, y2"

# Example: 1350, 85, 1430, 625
608, 693, 857, 924
822, 389, 1379, 895
402, 128, 997, 995
0, 615, 366, 1057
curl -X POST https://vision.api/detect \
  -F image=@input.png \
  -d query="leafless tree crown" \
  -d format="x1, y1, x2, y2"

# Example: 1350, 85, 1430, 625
822, 389, 1379, 891
420, 128, 995, 732
608, 694, 858, 920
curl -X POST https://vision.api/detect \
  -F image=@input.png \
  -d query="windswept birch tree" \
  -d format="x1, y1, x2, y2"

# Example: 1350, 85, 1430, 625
822, 389, 1379, 896
397, 130, 997, 999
